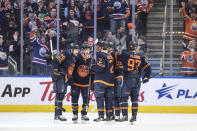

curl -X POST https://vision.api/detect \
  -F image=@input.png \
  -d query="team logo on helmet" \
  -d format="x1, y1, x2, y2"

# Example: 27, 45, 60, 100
191, 23, 197, 31
114, 1, 121, 9
77, 65, 89, 77
39, 47, 47, 57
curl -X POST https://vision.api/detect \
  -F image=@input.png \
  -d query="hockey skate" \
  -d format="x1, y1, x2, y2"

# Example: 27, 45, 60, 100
115, 116, 121, 122
54, 115, 67, 123
105, 114, 114, 121
81, 115, 89, 123
130, 115, 137, 123
120, 115, 128, 122
93, 115, 104, 122
81, 115, 89, 121
72, 115, 78, 124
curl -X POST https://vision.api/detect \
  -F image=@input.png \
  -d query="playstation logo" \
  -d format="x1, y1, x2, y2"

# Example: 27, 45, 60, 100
156, 83, 177, 99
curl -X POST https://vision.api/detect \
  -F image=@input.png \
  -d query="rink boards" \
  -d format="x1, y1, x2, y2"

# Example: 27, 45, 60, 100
0, 76, 196, 113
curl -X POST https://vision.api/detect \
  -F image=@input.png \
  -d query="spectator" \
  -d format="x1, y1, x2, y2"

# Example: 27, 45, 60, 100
64, 0, 80, 19
7, 31, 20, 75
107, 0, 130, 33
180, 40, 197, 77
96, 0, 107, 33
24, 10, 43, 34
126, 23, 138, 50
66, 22, 79, 46
0, 34, 8, 75
1, 12, 18, 40
30, 27, 50, 76
136, 0, 153, 35
33, 0, 47, 21
44, 8, 57, 31
79, 0, 94, 41
181, 2, 197, 48
109, 26, 127, 50
136, 35, 147, 55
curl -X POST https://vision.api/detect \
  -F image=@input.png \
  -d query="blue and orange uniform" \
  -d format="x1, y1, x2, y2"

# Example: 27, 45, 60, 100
92, 51, 115, 120
51, 50, 75, 120
116, 49, 151, 122
71, 53, 92, 117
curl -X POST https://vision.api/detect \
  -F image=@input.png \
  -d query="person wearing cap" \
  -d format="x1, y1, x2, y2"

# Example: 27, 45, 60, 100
0, 35, 9, 75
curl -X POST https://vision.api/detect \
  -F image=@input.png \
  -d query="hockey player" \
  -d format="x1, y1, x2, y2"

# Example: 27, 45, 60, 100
110, 45, 124, 122
92, 42, 115, 122
116, 42, 151, 123
71, 44, 92, 123
51, 44, 79, 122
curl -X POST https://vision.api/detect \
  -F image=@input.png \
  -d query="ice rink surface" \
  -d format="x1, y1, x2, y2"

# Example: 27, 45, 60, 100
0, 112, 197, 131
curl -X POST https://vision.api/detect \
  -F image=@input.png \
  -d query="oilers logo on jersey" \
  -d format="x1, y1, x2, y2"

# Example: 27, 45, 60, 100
39, 47, 47, 57
191, 23, 197, 32
77, 65, 90, 78
187, 56, 194, 63
140, 0, 149, 7
114, 1, 121, 9
0, 51, 7, 61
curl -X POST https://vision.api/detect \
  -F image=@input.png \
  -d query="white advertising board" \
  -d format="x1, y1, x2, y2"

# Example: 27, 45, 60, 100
0, 77, 196, 106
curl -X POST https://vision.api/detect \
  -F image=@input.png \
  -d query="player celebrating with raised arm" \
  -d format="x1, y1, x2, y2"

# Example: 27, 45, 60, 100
51, 44, 79, 123
116, 42, 151, 123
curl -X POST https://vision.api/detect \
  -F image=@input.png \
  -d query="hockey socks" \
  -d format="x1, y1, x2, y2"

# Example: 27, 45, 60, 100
55, 93, 65, 116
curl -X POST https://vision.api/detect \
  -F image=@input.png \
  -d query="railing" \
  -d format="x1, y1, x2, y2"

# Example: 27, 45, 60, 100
161, 0, 168, 74
8, 56, 18, 75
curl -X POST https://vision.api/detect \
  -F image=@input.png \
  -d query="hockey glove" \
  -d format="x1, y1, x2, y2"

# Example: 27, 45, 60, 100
142, 77, 149, 84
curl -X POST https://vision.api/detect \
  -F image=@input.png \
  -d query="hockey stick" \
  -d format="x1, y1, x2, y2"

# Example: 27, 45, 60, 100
149, 71, 163, 79
141, 71, 163, 84
50, 37, 54, 60
86, 38, 98, 113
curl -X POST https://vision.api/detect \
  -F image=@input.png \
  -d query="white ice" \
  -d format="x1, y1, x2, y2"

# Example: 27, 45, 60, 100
0, 113, 197, 131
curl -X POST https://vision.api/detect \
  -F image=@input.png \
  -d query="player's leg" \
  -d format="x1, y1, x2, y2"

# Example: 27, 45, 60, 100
93, 83, 105, 122
54, 93, 66, 121
105, 86, 114, 121
130, 80, 141, 123
54, 78, 67, 121
81, 87, 90, 121
120, 82, 130, 121
114, 77, 122, 121
71, 85, 80, 122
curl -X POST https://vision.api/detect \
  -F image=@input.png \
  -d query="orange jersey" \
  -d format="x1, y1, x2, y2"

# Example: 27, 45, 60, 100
181, 8, 197, 40
137, 0, 153, 12
180, 50, 197, 74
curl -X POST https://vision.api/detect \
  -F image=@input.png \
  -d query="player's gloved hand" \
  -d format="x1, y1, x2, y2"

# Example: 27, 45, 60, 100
142, 77, 149, 84
51, 71, 60, 82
